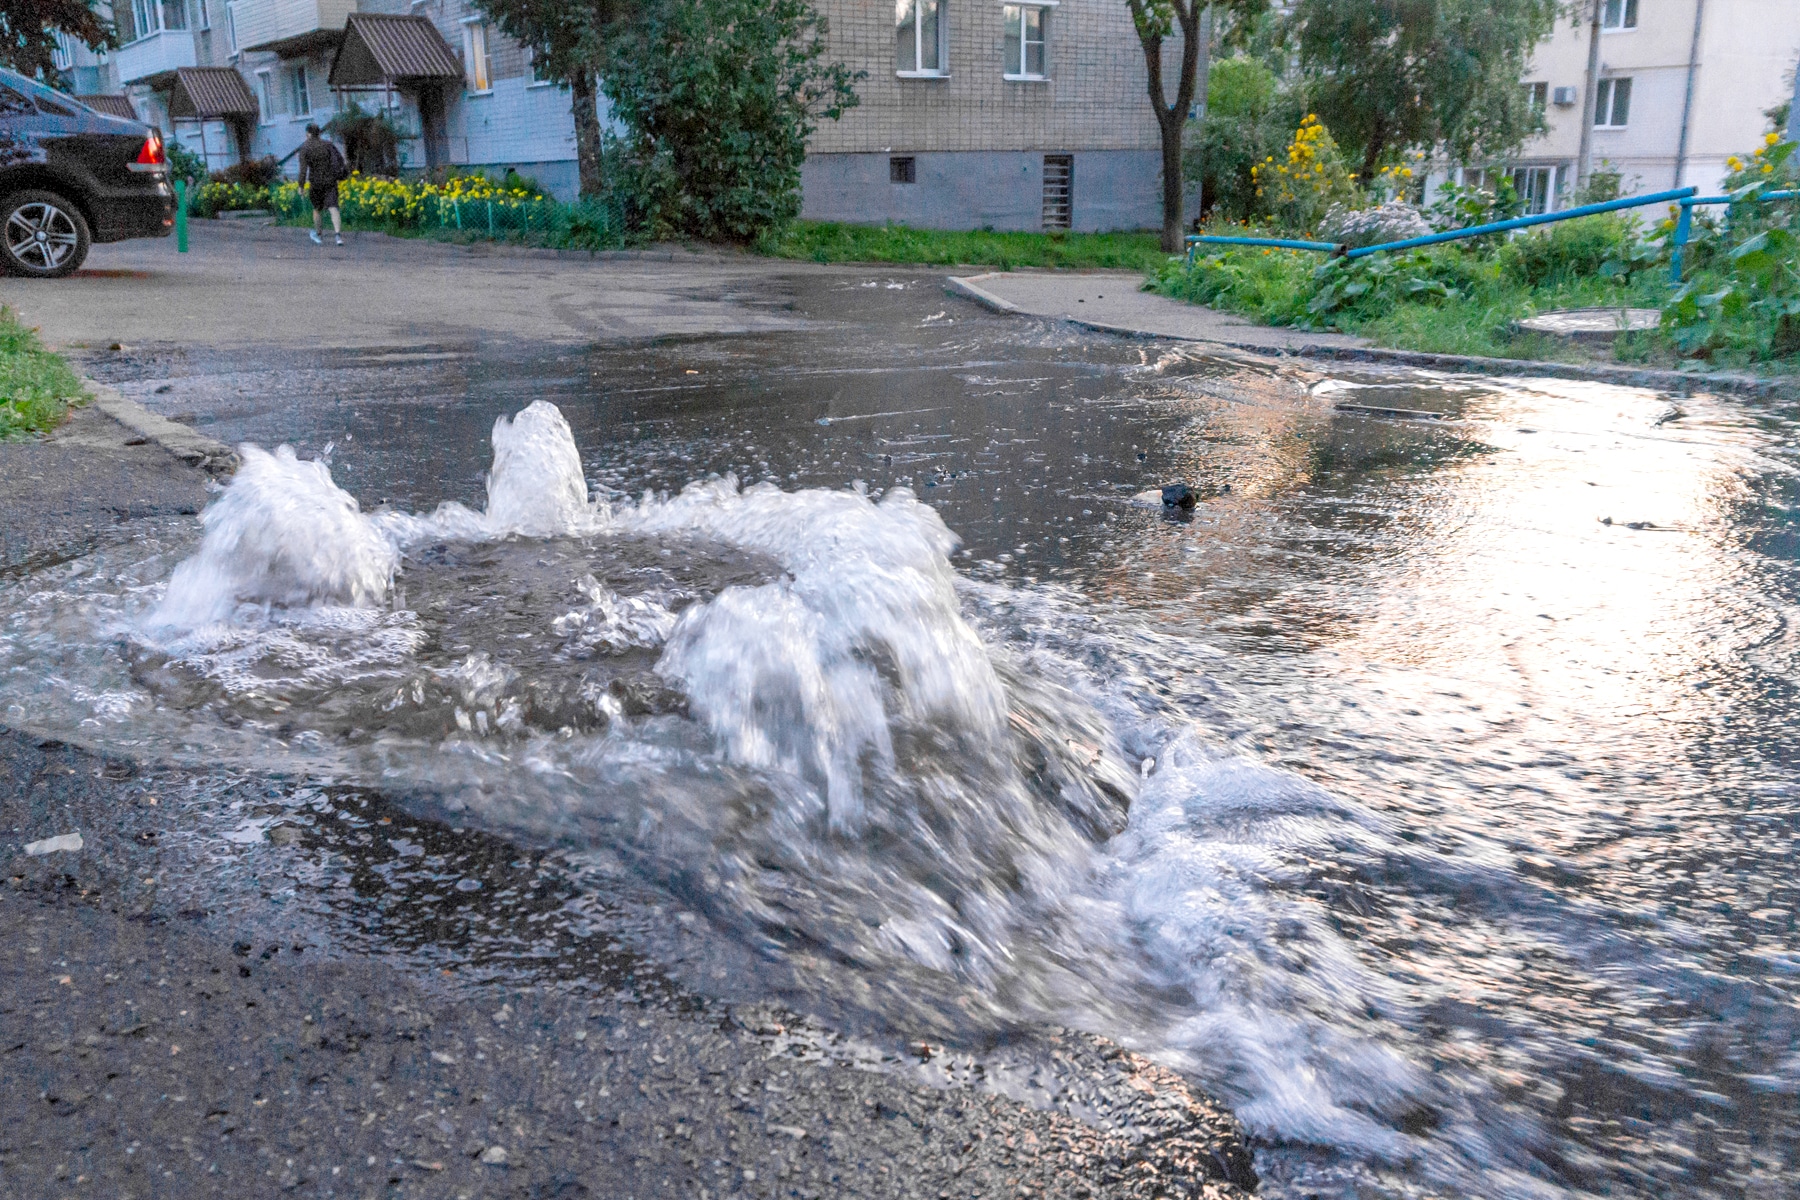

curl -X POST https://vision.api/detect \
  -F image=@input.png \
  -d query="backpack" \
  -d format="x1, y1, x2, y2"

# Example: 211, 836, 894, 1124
327, 141, 349, 182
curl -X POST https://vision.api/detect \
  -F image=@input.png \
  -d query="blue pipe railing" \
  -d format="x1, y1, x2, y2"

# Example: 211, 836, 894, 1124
1188, 186, 1697, 265
1670, 189, 1800, 281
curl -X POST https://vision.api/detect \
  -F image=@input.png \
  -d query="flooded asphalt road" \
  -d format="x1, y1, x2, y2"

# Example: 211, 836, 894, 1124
5, 266, 1799, 1200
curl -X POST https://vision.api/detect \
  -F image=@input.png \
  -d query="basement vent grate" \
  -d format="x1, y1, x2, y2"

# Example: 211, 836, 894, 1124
1042, 154, 1072, 230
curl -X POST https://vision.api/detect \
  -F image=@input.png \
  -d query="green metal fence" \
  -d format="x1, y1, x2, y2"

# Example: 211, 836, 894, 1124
262, 188, 630, 250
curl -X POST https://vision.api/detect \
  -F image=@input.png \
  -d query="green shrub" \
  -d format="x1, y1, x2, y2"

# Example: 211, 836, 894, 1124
1500, 213, 1642, 287
1, 306, 85, 439
1662, 136, 1800, 363
1188, 57, 1305, 222
603, 0, 862, 243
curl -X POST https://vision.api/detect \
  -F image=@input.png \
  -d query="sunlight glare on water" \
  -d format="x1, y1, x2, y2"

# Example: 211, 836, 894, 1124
5, 332, 1800, 1200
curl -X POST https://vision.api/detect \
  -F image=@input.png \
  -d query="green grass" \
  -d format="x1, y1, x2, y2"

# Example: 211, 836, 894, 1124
0, 307, 85, 439
1152, 229, 1708, 368
754, 221, 1173, 271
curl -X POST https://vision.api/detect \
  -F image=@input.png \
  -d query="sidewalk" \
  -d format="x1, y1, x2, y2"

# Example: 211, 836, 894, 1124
947, 269, 1368, 351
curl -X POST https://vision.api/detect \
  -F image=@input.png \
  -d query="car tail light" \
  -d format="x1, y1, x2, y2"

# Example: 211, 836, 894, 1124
129, 132, 168, 173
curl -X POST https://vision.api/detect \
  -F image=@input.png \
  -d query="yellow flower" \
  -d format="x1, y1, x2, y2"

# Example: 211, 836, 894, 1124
1767, 131, 1782, 146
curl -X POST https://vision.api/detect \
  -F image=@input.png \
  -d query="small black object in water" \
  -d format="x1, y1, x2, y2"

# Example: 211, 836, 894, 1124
1161, 484, 1197, 510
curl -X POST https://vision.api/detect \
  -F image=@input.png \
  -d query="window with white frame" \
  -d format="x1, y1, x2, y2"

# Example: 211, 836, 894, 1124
1003, 4, 1048, 79
197, 0, 209, 30
256, 69, 275, 122
896, 0, 946, 77
1523, 81, 1547, 115
1594, 77, 1631, 127
1602, 0, 1638, 30
162, 0, 187, 30
1511, 166, 1557, 214
291, 65, 310, 115
226, 2, 237, 53
51, 31, 74, 70
527, 46, 554, 86
462, 20, 493, 92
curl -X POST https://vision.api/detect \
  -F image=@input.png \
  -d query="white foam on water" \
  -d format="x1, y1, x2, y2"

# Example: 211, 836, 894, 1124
12, 399, 1537, 1192
144, 444, 399, 633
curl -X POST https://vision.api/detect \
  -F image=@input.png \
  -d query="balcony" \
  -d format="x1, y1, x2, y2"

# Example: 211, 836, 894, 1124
114, 28, 197, 85
232, 0, 360, 57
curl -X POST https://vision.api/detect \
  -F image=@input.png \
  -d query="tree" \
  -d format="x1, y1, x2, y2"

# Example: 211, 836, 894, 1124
1126, 2, 1266, 254
1, 0, 112, 78
470, 0, 634, 198
602, 0, 859, 244
1293, 0, 1561, 181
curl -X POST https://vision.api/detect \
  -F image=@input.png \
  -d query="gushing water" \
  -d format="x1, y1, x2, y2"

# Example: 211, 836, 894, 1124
10, 390, 1794, 1200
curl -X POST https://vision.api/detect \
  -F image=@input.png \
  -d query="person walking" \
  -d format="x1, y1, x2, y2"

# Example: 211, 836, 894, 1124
296, 123, 348, 246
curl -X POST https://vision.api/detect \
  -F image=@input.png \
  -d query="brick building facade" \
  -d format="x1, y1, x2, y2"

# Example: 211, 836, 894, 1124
803, 1, 1165, 231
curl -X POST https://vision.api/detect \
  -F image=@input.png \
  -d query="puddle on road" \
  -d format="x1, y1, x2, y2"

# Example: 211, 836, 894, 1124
25, 274, 1800, 1199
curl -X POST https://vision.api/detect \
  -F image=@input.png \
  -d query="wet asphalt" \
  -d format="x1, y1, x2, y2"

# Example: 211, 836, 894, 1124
1, 253, 1258, 1199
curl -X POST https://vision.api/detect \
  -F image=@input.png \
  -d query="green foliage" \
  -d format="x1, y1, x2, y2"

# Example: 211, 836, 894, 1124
1251, 114, 1358, 233
602, 0, 861, 243
1499, 214, 1643, 288
1293, 0, 1561, 177
1663, 137, 1800, 363
1, 0, 112, 77
190, 180, 272, 218
1426, 178, 1523, 232
1188, 56, 1305, 221
211, 155, 281, 188
1153, 229, 1673, 362
325, 104, 406, 177
0, 305, 85, 439
165, 140, 208, 190
756, 223, 1169, 271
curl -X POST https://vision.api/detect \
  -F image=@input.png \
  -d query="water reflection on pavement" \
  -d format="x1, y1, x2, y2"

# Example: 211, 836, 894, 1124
65, 272, 1800, 1199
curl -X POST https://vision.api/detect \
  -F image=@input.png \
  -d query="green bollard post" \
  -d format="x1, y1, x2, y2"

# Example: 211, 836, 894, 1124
174, 177, 189, 253
487, 200, 495, 238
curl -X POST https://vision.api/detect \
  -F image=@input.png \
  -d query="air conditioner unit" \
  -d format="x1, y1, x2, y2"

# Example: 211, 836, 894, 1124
1552, 86, 1579, 106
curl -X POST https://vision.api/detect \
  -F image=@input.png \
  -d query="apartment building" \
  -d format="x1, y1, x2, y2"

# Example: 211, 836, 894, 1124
803, 0, 1164, 231
64, 0, 1168, 225
64, 0, 595, 197
1434, 0, 1800, 212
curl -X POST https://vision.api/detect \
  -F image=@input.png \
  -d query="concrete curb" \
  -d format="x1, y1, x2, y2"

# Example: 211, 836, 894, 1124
83, 377, 238, 476
946, 275, 1800, 399
944, 274, 1023, 315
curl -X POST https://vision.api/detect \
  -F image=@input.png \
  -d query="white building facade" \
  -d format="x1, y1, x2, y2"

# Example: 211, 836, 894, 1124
1433, 0, 1800, 212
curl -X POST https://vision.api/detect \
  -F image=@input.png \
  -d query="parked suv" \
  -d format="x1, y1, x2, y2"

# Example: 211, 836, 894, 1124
0, 68, 173, 278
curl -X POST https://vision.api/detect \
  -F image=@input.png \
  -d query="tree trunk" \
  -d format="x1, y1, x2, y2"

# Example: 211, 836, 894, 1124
570, 71, 605, 199
1159, 110, 1185, 252
1132, 1, 1207, 254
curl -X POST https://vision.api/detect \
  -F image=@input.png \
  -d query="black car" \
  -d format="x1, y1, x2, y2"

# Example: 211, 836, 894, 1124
0, 67, 173, 278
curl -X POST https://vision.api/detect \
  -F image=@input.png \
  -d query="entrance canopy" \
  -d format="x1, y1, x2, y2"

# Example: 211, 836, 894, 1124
164, 67, 260, 121
328, 13, 462, 88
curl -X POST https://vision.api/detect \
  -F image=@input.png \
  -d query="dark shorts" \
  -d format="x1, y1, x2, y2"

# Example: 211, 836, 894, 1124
308, 181, 340, 211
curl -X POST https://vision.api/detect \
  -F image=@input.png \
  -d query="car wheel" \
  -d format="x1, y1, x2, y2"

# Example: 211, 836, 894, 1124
0, 190, 91, 278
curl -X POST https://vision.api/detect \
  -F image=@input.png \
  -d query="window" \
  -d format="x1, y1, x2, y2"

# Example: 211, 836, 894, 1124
51, 31, 75, 71
527, 47, 554, 86
226, 2, 237, 53
0, 85, 34, 117
1512, 166, 1557, 215
890, 155, 916, 183
161, 0, 187, 30
1003, 5, 1048, 79
197, 0, 209, 30
291, 65, 310, 115
1594, 76, 1631, 127
1602, 0, 1638, 30
1524, 81, 1547, 115
462, 20, 492, 92
256, 69, 275, 123
896, 0, 945, 77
